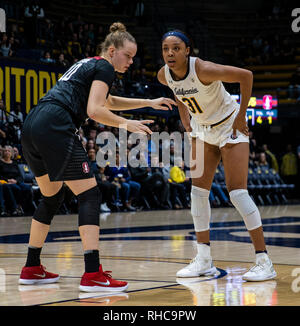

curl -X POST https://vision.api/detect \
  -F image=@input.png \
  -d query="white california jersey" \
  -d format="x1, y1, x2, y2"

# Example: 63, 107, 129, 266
164, 56, 239, 125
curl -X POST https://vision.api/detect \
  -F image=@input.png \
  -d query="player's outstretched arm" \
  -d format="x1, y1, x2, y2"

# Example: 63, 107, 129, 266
106, 95, 176, 111
87, 80, 153, 134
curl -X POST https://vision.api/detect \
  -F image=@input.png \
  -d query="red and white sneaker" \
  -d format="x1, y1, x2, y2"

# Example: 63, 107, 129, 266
79, 265, 128, 292
19, 265, 60, 285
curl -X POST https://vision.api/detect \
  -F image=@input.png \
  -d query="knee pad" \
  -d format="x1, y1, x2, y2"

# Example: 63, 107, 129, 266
229, 189, 262, 230
78, 186, 101, 227
191, 186, 211, 232
33, 187, 65, 225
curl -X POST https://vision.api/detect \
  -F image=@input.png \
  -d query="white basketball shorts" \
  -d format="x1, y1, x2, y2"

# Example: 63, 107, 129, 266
190, 108, 249, 148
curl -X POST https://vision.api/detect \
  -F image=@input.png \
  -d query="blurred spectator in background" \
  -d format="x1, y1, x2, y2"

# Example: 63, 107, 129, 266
0, 145, 33, 215
24, 0, 45, 48
87, 23, 95, 43
262, 144, 279, 172
95, 24, 105, 45
105, 152, 141, 211
288, 66, 300, 100
0, 99, 7, 146
40, 51, 55, 64
97, 165, 119, 213
67, 33, 82, 60
134, 1, 145, 26
249, 130, 258, 168
72, 14, 84, 31
42, 19, 55, 47
169, 159, 190, 209
280, 144, 298, 186
280, 39, 294, 64
0, 183, 9, 216
258, 152, 270, 168
87, 148, 117, 212
262, 39, 271, 64
57, 52, 70, 68
7, 102, 23, 143
210, 182, 232, 208
12, 146, 23, 164
129, 159, 170, 210
0, 33, 12, 57
7, 35, 18, 56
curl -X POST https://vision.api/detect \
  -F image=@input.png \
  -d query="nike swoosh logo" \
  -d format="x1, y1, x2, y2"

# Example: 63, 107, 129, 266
33, 273, 46, 278
92, 280, 110, 286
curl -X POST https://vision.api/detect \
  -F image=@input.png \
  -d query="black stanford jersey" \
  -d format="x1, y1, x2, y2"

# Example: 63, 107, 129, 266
39, 57, 115, 127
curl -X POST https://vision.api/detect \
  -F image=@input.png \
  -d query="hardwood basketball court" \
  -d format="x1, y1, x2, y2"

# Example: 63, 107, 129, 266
0, 205, 299, 306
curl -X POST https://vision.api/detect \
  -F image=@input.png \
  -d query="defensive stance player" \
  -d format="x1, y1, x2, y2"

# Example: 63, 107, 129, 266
157, 30, 276, 281
19, 22, 176, 292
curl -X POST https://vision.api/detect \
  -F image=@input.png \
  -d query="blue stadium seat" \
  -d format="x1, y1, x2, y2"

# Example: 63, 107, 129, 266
247, 167, 265, 205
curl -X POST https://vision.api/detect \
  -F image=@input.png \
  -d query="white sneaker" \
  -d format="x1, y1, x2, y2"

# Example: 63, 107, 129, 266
176, 254, 217, 278
100, 203, 111, 213
242, 253, 277, 282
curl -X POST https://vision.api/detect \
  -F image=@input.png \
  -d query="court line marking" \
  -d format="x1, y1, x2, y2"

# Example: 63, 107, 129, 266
39, 268, 227, 307
0, 253, 195, 264
1, 252, 299, 267
38, 283, 183, 306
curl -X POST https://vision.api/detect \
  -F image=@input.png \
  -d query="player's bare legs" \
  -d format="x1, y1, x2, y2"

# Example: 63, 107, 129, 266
176, 139, 220, 278
65, 177, 128, 292
29, 175, 99, 251
19, 174, 64, 285
221, 142, 276, 281
191, 139, 221, 244
221, 142, 266, 252
21, 175, 99, 281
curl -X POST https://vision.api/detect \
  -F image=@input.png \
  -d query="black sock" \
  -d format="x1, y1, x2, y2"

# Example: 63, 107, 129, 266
255, 250, 268, 254
84, 250, 100, 273
25, 246, 42, 267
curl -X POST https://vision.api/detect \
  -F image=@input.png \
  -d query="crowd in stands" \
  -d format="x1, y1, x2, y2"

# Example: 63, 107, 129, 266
0, 0, 299, 216
218, 1, 300, 101
0, 1, 160, 96
230, 34, 295, 68
0, 92, 299, 217
2, 1, 299, 100
65, 117, 299, 214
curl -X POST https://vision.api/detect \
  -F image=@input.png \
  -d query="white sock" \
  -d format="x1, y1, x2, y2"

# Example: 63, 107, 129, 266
255, 252, 269, 263
196, 242, 211, 258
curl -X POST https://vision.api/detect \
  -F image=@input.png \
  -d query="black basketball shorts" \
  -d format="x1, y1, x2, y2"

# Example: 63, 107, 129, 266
21, 103, 94, 182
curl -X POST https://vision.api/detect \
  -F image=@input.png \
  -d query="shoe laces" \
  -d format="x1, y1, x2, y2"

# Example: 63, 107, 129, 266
102, 270, 112, 279
248, 260, 268, 273
189, 255, 209, 269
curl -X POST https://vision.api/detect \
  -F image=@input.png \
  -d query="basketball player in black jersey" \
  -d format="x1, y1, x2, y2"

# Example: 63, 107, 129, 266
19, 22, 176, 292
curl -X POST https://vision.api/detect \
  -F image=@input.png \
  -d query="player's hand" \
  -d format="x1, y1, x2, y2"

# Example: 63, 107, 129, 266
125, 119, 154, 135
149, 97, 177, 111
232, 113, 249, 137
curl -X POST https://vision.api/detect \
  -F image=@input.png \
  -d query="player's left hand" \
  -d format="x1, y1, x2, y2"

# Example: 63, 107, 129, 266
149, 97, 177, 111
232, 113, 249, 137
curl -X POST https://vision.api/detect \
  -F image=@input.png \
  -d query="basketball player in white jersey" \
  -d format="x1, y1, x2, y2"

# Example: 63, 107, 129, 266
157, 30, 276, 281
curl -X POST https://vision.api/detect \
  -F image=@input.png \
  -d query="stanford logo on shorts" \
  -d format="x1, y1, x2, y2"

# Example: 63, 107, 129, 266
82, 162, 90, 174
